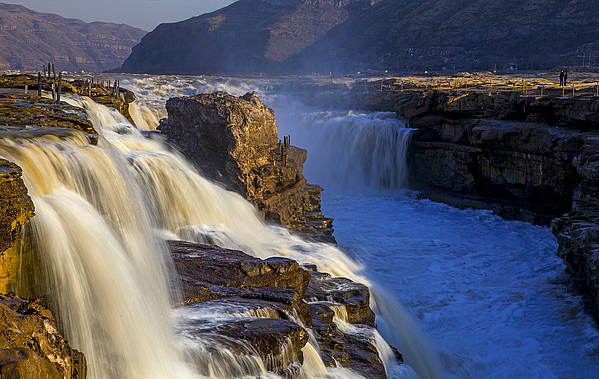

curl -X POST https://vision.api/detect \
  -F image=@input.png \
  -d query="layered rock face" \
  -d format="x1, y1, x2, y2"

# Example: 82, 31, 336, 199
408, 116, 582, 224
552, 136, 599, 316
170, 240, 391, 378
159, 91, 334, 242
0, 294, 86, 379
0, 4, 146, 72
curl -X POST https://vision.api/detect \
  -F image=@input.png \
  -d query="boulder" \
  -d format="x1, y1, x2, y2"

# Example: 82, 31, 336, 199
170, 240, 310, 294
306, 272, 376, 327
0, 293, 86, 379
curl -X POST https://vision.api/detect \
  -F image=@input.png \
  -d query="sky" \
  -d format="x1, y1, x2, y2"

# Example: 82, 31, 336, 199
7, 0, 237, 31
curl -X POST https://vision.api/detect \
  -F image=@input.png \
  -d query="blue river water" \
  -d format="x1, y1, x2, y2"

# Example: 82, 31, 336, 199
321, 192, 599, 378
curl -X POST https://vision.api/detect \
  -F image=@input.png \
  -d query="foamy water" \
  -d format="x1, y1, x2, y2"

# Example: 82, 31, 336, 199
321, 194, 599, 378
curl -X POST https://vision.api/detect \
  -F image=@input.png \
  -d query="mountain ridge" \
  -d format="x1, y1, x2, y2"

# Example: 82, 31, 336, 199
121, 0, 599, 74
0, 3, 146, 72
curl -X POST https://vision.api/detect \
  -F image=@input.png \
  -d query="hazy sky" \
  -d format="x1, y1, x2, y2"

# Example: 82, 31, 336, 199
8, 0, 237, 31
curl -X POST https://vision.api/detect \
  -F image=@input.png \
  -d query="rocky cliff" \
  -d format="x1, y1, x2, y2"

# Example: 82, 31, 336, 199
121, 0, 599, 74
0, 3, 146, 72
295, 0, 599, 72
158, 91, 335, 242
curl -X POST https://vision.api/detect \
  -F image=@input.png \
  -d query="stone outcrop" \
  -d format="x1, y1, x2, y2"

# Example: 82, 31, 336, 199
158, 91, 334, 242
551, 135, 599, 317
0, 3, 146, 72
408, 116, 582, 224
170, 240, 390, 378
0, 293, 86, 378
0, 159, 37, 298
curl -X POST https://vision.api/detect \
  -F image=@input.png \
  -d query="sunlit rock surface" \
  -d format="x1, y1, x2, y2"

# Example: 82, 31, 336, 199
0, 159, 36, 297
159, 91, 335, 242
0, 294, 86, 378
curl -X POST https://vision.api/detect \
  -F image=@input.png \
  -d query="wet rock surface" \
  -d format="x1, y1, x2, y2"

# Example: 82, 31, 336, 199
0, 293, 86, 379
170, 240, 389, 378
0, 91, 95, 134
0, 74, 136, 123
159, 91, 335, 242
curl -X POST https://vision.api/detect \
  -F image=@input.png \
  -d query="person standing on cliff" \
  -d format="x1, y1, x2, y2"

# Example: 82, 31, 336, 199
564, 70, 568, 86
560, 70, 564, 86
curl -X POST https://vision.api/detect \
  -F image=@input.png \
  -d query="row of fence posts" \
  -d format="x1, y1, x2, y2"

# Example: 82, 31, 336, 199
32, 65, 122, 103
278, 135, 291, 167
36, 62, 62, 104
374, 78, 599, 98
84, 78, 120, 98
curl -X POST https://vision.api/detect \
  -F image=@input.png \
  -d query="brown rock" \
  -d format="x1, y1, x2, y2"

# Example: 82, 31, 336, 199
306, 272, 376, 327
0, 293, 86, 379
159, 91, 334, 241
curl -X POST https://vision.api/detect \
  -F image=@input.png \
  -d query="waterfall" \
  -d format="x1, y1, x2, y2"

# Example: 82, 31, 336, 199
0, 89, 443, 378
274, 109, 413, 192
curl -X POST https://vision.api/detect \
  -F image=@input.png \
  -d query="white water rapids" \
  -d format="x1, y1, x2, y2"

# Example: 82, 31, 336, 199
0, 85, 442, 379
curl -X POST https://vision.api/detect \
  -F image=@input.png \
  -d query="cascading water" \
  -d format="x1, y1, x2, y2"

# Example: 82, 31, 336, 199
0, 90, 445, 379
275, 109, 413, 192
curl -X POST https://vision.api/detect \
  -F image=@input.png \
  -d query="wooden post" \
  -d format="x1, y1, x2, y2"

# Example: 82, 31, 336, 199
37, 72, 42, 97
572, 84, 575, 97
88, 80, 92, 97
24, 85, 28, 95
52, 64, 56, 81
47, 63, 51, 80
51, 83, 56, 101
56, 72, 62, 104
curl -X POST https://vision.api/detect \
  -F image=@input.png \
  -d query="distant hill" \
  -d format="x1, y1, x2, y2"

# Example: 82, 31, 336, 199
0, 3, 146, 72
120, 0, 376, 74
120, 0, 599, 75
293, 0, 599, 72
